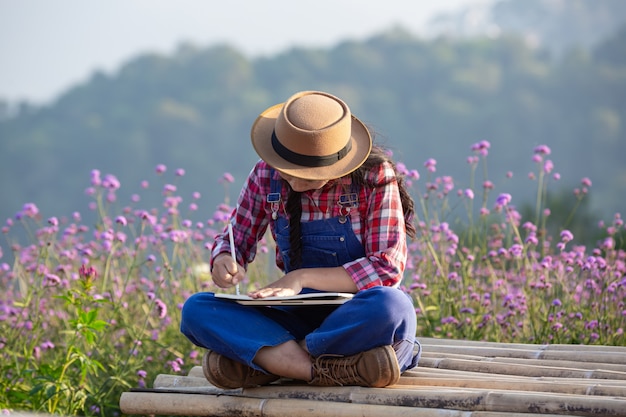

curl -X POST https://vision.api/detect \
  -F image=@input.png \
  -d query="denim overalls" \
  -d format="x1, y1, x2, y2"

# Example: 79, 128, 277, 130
180, 174, 420, 373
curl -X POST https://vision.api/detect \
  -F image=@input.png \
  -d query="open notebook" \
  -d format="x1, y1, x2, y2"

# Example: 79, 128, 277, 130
215, 292, 354, 305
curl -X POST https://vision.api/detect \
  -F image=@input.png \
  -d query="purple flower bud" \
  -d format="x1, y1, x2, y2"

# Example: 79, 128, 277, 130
155, 164, 167, 174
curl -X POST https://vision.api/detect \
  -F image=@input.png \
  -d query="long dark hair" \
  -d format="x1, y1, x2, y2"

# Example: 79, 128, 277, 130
286, 145, 416, 269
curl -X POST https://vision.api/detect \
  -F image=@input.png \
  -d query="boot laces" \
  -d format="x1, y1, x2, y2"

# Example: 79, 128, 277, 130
311, 353, 361, 386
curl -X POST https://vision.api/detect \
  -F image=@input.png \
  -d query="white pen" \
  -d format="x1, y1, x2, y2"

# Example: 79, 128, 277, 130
227, 223, 240, 295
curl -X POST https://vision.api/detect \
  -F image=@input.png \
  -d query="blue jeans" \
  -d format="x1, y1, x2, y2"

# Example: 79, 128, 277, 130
181, 208, 420, 373
181, 286, 419, 372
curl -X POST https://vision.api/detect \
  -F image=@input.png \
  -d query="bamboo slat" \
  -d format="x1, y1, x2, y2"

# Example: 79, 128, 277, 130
154, 372, 626, 397
419, 338, 626, 353
119, 391, 573, 417
420, 351, 626, 373
418, 357, 626, 379
120, 339, 626, 416
420, 345, 626, 364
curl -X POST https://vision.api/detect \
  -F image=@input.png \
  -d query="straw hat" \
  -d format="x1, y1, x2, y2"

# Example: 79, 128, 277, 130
251, 91, 372, 180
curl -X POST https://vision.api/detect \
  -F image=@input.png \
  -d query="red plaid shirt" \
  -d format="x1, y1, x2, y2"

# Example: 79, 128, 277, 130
212, 160, 407, 290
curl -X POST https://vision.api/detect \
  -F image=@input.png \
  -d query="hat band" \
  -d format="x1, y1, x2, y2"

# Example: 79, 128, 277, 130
271, 130, 352, 168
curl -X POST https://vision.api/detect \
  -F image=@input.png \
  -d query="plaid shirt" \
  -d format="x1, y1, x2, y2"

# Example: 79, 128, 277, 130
212, 160, 407, 290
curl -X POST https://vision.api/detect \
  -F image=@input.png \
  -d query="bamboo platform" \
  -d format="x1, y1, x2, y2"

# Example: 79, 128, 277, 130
120, 337, 626, 416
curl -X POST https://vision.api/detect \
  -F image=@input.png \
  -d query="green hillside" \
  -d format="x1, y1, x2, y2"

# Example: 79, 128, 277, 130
1, 25, 625, 235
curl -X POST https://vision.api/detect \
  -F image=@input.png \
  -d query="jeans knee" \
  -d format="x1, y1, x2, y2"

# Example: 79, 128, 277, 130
180, 292, 212, 335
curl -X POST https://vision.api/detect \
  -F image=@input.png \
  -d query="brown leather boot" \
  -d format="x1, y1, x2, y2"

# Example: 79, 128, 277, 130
309, 345, 400, 387
202, 350, 280, 389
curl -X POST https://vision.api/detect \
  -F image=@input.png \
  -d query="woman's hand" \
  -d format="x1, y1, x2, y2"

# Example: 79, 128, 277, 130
248, 272, 303, 298
247, 267, 358, 298
211, 253, 245, 289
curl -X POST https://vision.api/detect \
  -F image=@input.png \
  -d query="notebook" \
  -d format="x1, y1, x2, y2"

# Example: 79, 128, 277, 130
215, 292, 354, 305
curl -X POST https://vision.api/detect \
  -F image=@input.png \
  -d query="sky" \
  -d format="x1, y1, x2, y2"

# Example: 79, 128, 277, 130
0, 0, 494, 105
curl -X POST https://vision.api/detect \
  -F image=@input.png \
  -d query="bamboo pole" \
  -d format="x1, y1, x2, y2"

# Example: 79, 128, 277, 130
147, 341, 626, 417
419, 357, 626, 380
419, 338, 626, 353
420, 345, 626, 364
420, 351, 626, 372
120, 387, 626, 417
119, 391, 585, 417
153, 373, 626, 397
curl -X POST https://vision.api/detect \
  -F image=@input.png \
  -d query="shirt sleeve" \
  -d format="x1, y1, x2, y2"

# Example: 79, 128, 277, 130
343, 162, 408, 290
210, 161, 271, 271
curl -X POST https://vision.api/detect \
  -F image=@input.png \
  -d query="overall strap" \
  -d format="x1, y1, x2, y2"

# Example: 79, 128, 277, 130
267, 169, 282, 220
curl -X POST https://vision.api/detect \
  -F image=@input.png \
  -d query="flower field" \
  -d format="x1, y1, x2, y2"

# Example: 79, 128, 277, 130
1, 142, 624, 415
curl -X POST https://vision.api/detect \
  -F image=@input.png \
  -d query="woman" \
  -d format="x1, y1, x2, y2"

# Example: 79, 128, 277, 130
181, 90, 420, 388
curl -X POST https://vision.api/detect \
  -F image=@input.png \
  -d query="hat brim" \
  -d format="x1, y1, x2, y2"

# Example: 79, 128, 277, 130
251, 103, 372, 180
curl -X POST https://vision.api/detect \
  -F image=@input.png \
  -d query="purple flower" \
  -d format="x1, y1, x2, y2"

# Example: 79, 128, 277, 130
471, 140, 491, 156
525, 233, 539, 246
543, 160, 554, 174
219, 172, 235, 184
155, 299, 167, 319
155, 164, 167, 174
447, 272, 459, 281
41, 340, 55, 350
495, 193, 512, 207
581, 177, 592, 187
163, 184, 177, 195
424, 158, 437, 173
79, 264, 98, 280
19, 203, 40, 219
115, 216, 127, 226
175, 168, 185, 177
44, 274, 61, 286
560, 230, 574, 242
467, 156, 479, 165
102, 174, 121, 190
48, 217, 59, 227
602, 237, 615, 250
533, 145, 551, 155
91, 169, 102, 186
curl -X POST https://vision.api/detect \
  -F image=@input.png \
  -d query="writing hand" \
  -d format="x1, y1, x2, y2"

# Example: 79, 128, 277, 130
212, 253, 245, 289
